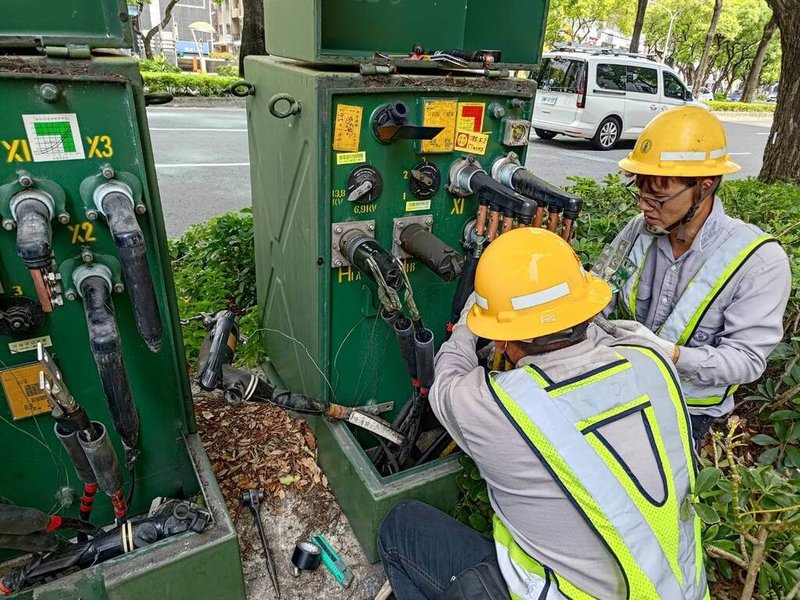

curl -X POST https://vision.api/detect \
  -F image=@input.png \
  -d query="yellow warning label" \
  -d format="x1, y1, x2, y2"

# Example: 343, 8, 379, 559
420, 99, 457, 153
8, 335, 52, 355
332, 104, 363, 152
454, 130, 490, 155
0, 363, 51, 420
457, 102, 486, 133
336, 151, 367, 165
405, 200, 432, 212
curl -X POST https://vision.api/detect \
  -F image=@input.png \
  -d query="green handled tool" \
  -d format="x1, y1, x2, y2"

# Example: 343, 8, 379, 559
311, 534, 353, 588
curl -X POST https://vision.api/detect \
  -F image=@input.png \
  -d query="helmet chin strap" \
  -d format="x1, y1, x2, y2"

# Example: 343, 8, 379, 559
644, 181, 716, 241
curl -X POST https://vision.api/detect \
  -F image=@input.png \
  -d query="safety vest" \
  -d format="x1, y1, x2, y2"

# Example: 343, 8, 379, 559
619, 220, 776, 409
487, 346, 708, 600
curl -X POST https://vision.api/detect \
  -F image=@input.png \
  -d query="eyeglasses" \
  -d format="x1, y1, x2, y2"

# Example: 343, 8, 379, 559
623, 180, 694, 211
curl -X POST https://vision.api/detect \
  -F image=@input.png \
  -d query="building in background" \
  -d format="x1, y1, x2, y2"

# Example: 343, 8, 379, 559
213, 0, 244, 55
137, 0, 214, 61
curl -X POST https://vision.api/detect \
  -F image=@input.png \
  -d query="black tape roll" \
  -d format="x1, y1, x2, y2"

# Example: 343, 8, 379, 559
292, 540, 322, 574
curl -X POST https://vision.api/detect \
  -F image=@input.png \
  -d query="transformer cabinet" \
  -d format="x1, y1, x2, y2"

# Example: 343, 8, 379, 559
247, 0, 567, 561
0, 1, 244, 597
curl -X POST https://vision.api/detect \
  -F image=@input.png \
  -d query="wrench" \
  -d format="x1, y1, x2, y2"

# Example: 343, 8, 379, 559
242, 489, 280, 599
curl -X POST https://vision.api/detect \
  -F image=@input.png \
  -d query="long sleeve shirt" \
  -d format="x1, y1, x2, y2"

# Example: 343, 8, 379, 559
429, 310, 677, 598
604, 198, 791, 417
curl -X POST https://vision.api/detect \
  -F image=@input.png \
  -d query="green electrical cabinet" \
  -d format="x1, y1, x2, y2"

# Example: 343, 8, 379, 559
0, 2, 244, 597
247, 0, 544, 560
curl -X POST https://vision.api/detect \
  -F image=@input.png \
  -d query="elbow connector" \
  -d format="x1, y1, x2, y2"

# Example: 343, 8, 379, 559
10, 190, 54, 269
93, 182, 163, 352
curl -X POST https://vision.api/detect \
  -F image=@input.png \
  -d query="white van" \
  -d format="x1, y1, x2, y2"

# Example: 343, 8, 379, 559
531, 48, 706, 150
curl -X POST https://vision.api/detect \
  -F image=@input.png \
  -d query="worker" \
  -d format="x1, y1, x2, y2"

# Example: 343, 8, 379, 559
603, 106, 790, 442
379, 228, 708, 599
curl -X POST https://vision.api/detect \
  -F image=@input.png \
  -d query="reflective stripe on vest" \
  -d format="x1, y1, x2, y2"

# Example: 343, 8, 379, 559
487, 347, 707, 599
618, 221, 776, 408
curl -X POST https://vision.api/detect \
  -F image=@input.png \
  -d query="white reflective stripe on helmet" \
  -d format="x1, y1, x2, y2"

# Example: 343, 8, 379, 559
475, 293, 489, 309
660, 147, 727, 162
511, 282, 571, 311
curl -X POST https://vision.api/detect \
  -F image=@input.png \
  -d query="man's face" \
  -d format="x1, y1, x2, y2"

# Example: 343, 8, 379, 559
635, 176, 698, 230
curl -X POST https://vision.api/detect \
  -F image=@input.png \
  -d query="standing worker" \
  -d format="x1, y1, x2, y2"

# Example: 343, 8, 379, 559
379, 228, 708, 599
602, 106, 791, 442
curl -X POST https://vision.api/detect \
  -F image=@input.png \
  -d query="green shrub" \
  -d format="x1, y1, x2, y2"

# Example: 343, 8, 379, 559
142, 72, 240, 97
705, 100, 776, 113
169, 209, 263, 367
713, 93, 728, 101
138, 55, 181, 73
209, 51, 235, 60
215, 64, 239, 77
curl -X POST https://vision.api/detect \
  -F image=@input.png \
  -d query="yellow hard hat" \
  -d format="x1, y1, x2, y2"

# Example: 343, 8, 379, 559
467, 228, 611, 341
618, 106, 741, 177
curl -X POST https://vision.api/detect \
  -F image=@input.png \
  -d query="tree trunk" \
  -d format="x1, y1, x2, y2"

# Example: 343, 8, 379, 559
142, 0, 181, 60
741, 16, 778, 103
693, 0, 724, 92
239, 0, 266, 76
630, 0, 649, 53
760, 0, 800, 183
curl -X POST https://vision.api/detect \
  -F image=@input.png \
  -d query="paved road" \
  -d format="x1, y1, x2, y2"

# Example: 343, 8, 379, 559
147, 107, 250, 238
147, 107, 770, 237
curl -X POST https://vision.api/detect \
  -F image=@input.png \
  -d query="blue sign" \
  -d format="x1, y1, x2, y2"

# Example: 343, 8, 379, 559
176, 40, 210, 55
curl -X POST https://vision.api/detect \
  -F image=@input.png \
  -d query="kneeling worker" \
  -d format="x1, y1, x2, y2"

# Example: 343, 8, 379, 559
379, 228, 708, 599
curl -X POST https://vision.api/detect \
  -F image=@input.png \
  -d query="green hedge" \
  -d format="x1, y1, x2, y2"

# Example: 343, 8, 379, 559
705, 100, 776, 113
141, 72, 240, 97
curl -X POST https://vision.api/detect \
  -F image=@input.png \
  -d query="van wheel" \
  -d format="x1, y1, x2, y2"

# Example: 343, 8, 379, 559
592, 117, 621, 150
534, 128, 557, 140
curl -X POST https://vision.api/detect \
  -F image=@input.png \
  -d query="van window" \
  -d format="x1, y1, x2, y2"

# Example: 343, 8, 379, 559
627, 66, 658, 94
538, 57, 584, 93
663, 71, 687, 99
596, 64, 627, 91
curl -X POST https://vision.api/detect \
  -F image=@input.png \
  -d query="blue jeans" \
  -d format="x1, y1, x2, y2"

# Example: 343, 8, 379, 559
378, 500, 499, 600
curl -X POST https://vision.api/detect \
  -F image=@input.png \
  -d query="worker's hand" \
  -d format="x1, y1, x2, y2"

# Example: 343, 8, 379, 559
595, 317, 679, 363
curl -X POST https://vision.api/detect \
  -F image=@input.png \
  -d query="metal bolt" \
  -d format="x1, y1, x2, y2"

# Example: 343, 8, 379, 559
101, 166, 115, 179
2, 220, 15, 231
58, 213, 70, 224
425, 218, 433, 226
332, 243, 340, 251
367, 223, 375, 231
509, 152, 519, 161
46, 272, 58, 282
113, 283, 125, 293
12, 322, 21, 330
39, 84, 61, 103
135, 204, 147, 215
65, 291, 77, 301
52, 296, 64, 307
334, 226, 343, 234
87, 210, 98, 220
397, 221, 405, 228
333, 259, 342, 267
81, 249, 93, 263
467, 156, 476, 163
18, 174, 33, 188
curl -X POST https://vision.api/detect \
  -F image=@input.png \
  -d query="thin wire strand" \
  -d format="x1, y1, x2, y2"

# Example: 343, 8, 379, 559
332, 315, 367, 392
248, 327, 338, 403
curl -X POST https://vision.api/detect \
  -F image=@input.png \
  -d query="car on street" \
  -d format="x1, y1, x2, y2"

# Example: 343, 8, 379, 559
727, 90, 743, 102
692, 87, 714, 102
532, 48, 706, 150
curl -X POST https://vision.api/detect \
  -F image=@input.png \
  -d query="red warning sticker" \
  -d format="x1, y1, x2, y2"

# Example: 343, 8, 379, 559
456, 102, 485, 133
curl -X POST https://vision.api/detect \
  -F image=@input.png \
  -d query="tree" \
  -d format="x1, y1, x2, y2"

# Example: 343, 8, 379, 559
693, 0, 724, 91
759, 0, 799, 183
740, 15, 777, 102
142, 0, 180, 59
630, 0, 649, 52
239, 0, 266, 76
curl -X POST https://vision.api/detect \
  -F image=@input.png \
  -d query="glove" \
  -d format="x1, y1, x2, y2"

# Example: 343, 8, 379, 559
595, 317, 679, 363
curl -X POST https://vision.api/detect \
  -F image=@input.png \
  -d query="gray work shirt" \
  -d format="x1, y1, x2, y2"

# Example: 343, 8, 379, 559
604, 197, 791, 417
429, 314, 674, 598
